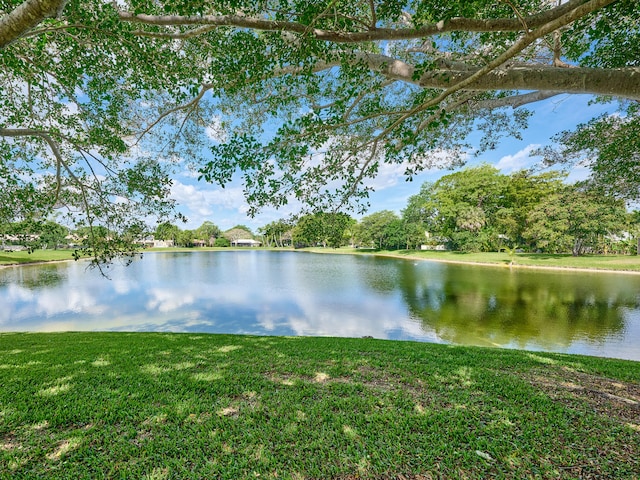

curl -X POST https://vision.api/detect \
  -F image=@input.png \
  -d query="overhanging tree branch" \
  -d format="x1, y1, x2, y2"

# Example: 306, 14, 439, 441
360, 53, 640, 100
472, 91, 562, 109
365, 0, 624, 147
0, 0, 67, 48
1, 127, 83, 208
117, 0, 600, 43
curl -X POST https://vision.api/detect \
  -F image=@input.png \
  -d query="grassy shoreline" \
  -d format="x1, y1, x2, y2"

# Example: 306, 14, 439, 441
304, 247, 640, 274
0, 249, 76, 267
3, 247, 640, 274
1, 332, 638, 478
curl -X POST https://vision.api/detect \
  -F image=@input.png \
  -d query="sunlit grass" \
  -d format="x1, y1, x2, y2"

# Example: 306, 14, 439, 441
0, 332, 638, 478
0, 250, 75, 265
3, 247, 639, 272
307, 247, 640, 272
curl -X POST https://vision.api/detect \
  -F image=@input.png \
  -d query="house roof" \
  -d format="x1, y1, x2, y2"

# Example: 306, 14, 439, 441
233, 238, 261, 244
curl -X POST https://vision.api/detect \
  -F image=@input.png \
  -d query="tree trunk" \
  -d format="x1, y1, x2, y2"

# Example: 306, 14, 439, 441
0, 0, 68, 48
360, 52, 640, 101
572, 238, 583, 256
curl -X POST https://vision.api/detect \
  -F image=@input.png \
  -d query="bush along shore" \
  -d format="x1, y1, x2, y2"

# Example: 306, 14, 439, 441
0, 332, 638, 478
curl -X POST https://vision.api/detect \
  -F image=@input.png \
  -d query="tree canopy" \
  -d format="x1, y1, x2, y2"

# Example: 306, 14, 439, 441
1, 0, 639, 262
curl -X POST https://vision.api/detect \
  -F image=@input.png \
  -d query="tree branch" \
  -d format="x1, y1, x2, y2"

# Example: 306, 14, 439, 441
135, 84, 212, 142
117, 0, 608, 43
360, 52, 640, 100
0, 0, 67, 48
418, 66, 640, 100
362, 0, 619, 149
472, 91, 563, 109
1, 127, 74, 207
129, 25, 218, 40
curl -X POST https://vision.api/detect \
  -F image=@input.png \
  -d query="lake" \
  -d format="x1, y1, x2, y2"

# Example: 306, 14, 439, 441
1, 250, 639, 361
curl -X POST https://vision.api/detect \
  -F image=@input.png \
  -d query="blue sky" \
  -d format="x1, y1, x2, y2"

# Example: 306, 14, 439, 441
170, 94, 612, 233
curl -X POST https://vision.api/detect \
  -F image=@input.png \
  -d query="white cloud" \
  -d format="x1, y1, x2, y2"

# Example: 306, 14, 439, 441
566, 165, 591, 183
365, 162, 407, 190
178, 169, 201, 179
365, 149, 468, 191
495, 144, 541, 173
205, 115, 227, 143
171, 180, 246, 211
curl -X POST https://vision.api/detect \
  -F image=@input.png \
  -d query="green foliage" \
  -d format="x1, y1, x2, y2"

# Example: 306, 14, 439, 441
194, 221, 221, 243
154, 222, 180, 242
357, 210, 399, 249
259, 219, 292, 247
292, 212, 353, 248
523, 186, 627, 256
214, 236, 230, 247
500, 170, 566, 244
176, 229, 194, 247
36, 220, 67, 250
541, 104, 640, 201
223, 227, 254, 243
364, 167, 630, 255
1, 0, 638, 265
3, 219, 68, 251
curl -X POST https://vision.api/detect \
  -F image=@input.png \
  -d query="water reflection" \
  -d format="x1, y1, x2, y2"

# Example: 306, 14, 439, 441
0, 251, 638, 360
396, 261, 635, 354
0, 263, 67, 289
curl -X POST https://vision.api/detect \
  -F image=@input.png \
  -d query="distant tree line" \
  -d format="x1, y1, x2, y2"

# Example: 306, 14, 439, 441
1, 219, 68, 251
3, 166, 638, 256
152, 222, 254, 248
397, 165, 635, 256
284, 166, 638, 256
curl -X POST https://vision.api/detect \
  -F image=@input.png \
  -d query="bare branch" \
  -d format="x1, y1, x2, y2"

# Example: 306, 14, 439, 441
501, 0, 530, 31
1, 127, 76, 207
368, 0, 377, 29
343, 80, 394, 121
338, 140, 380, 211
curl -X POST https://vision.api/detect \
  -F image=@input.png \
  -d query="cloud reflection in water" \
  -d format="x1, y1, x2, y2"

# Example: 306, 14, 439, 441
0, 251, 639, 360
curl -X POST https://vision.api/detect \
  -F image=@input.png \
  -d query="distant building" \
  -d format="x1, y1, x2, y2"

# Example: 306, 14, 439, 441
231, 239, 262, 247
420, 244, 447, 251
139, 237, 175, 248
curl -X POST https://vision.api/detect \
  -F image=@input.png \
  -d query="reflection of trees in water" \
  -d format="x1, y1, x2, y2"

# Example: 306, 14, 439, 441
396, 262, 638, 349
357, 256, 402, 293
0, 264, 66, 290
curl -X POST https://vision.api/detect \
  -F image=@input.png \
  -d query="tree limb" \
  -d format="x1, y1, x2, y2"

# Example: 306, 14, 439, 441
117, 0, 608, 43
365, 0, 620, 147
418, 66, 640, 100
135, 84, 212, 142
0, 0, 67, 48
473, 91, 563, 109
360, 52, 640, 100
1, 127, 75, 207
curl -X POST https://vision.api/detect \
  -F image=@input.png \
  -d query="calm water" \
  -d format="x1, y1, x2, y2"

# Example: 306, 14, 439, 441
1, 251, 639, 360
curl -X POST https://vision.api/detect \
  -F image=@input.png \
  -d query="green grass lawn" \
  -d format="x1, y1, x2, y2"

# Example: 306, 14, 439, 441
0, 250, 75, 265
3, 247, 640, 272
1, 333, 638, 479
308, 248, 640, 272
